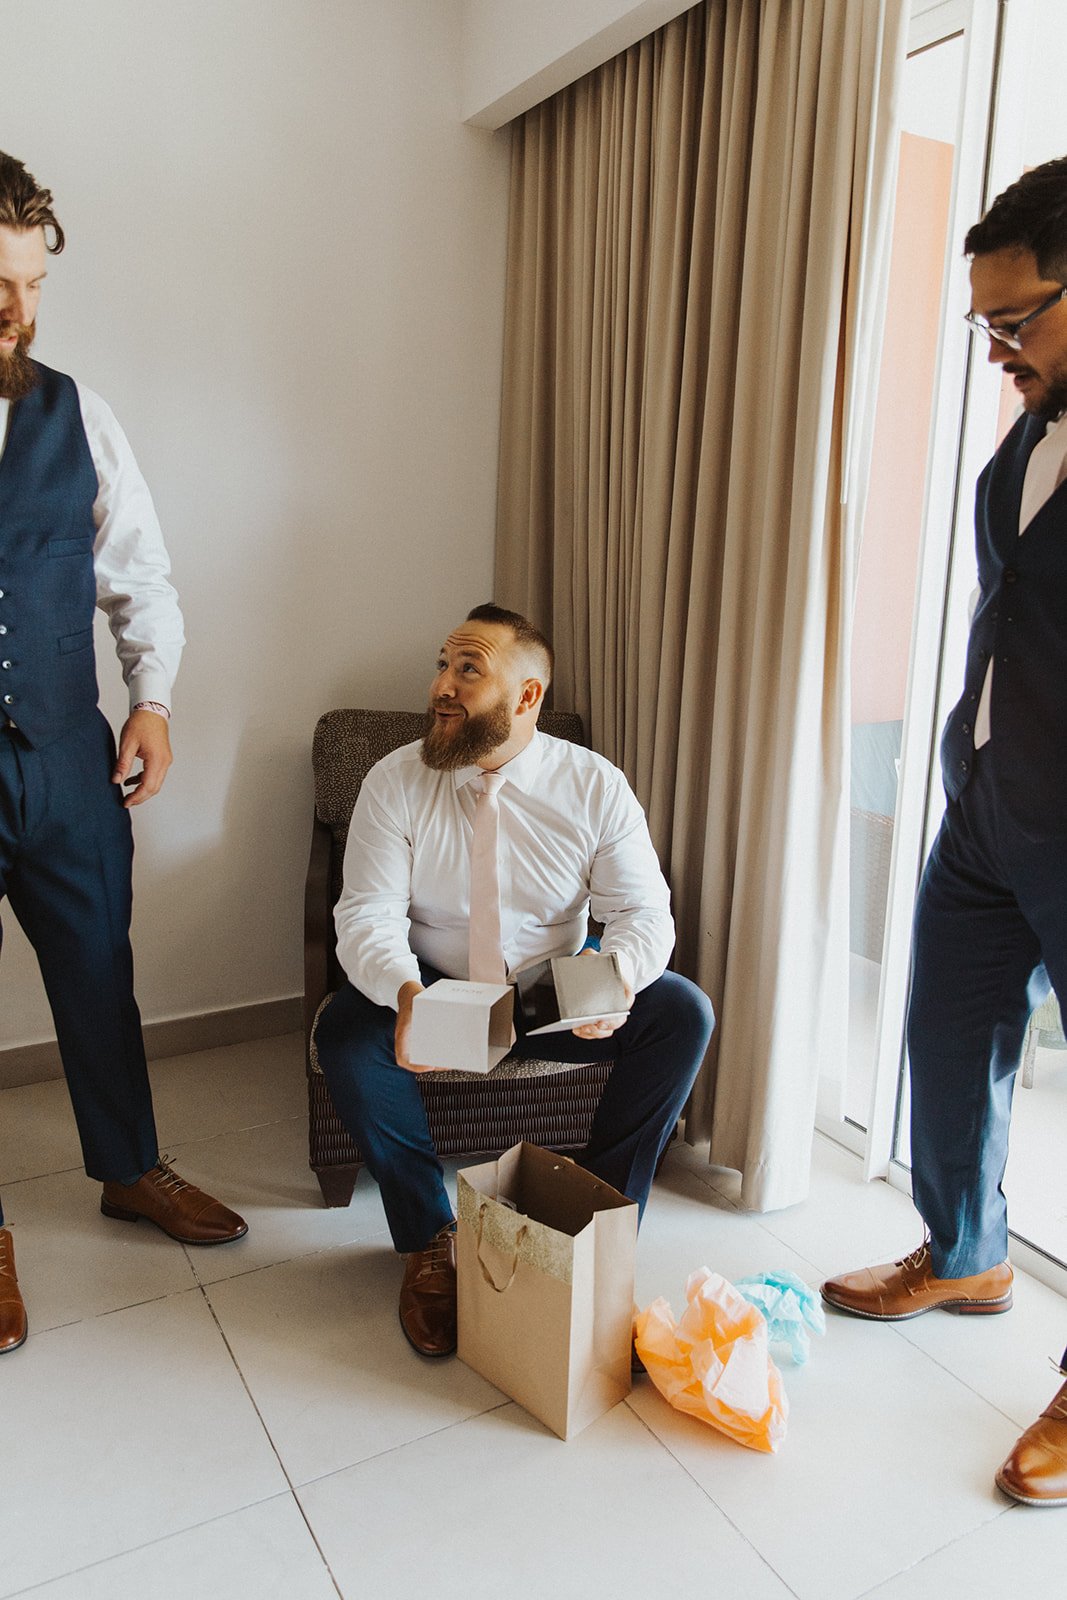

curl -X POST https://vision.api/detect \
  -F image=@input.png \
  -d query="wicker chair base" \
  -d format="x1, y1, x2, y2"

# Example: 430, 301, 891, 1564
307, 1060, 613, 1208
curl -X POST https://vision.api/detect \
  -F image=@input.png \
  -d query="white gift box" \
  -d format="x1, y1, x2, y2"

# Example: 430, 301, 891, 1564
407, 979, 514, 1073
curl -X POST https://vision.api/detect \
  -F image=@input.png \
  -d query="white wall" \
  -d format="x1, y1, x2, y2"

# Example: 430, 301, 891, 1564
1, 0, 510, 1047
1017, 0, 1067, 167
460, 0, 696, 126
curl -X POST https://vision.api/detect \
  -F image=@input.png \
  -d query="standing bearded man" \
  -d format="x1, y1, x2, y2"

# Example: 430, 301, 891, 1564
823, 156, 1067, 1506
0, 151, 247, 1358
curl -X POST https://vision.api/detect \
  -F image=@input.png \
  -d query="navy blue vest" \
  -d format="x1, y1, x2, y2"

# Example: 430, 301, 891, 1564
0, 361, 100, 746
941, 411, 1067, 838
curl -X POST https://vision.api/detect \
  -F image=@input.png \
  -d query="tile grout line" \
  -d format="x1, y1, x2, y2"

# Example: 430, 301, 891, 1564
0, 1110, 308, 1193
622, 1396, 803, 1600
290, 1398, 514, 1495
880, 1330, 1053, 1431
192, 1263, 514, 1590
0, 1492, 310, 1600
181, 1231, 395, 1292
194, 1281, 345, 1599
850, 1501, 1022, 1599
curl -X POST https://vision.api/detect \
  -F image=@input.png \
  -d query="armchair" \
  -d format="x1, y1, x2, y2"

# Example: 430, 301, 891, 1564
303, 708, 614, 1206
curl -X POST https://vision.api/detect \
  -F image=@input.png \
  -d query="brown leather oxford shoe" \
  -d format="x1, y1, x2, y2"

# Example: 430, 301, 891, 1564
0, 1227, 28, 1354
399, 1223, 457, 1357
101, 1160, 248, 1245
821, 1241, 1013, 1321
996, 1379, 1067, 1506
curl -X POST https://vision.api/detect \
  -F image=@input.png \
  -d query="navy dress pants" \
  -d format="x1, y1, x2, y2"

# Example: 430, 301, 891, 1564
907, 748, 1067, 1278
316, 964, 715, 1253
0, 714, 159, 1225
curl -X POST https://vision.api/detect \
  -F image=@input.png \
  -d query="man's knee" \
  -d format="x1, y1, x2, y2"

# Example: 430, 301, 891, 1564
646, 969, 715, 1042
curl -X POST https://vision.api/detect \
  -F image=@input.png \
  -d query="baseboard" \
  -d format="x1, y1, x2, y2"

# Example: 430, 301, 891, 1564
0, 995, 303, 1091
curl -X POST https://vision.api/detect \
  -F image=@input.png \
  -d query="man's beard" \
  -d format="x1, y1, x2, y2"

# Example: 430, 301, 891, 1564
0, 322, 38, 402
1037, 369, 1067, 420
420, 694, 514, 770
1005, 353, 1067, 420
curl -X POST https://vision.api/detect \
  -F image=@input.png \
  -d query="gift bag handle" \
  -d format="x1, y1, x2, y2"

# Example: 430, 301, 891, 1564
475, 1202, 528, 1293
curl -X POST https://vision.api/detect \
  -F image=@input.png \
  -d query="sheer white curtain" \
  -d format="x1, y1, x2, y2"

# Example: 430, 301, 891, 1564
496, 0, 907, 1209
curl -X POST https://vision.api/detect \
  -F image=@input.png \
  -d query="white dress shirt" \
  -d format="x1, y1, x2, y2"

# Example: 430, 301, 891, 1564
0, 382, 184, 711
335, 728, 676, 1010
974, 409, 1067, 748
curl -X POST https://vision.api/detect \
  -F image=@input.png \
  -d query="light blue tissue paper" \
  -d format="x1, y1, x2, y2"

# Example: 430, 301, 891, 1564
735, 1270, 827, 1365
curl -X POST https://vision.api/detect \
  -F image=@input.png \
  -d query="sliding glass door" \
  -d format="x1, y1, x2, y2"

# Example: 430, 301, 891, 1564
829, 0, 1067, 1291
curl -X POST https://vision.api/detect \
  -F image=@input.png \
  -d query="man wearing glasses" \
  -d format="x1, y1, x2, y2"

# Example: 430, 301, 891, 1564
823, 157, 1067, 1506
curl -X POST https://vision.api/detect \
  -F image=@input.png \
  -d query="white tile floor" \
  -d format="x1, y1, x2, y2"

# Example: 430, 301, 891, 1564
1, 1032, 1065, 1599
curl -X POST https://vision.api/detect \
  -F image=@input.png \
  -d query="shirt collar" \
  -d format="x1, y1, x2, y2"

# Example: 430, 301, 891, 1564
451, 728, 545, 795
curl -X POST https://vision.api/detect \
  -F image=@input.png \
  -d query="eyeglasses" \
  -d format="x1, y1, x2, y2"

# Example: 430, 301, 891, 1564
964, 286, 1067, 350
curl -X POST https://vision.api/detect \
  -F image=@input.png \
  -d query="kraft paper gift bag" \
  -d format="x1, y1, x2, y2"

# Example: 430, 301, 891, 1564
457, 1142, 638, 1440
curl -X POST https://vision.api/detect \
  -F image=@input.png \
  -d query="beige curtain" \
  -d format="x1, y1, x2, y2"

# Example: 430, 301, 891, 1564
496, 0, 907, 1209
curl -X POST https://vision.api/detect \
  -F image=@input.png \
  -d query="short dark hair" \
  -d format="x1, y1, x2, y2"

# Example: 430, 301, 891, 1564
965, 155, 1067, 283
0, 151, 65, 254
466, 602, 554, 683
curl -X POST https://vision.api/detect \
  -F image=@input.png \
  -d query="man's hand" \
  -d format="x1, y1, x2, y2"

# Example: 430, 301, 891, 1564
571, 949, 633, 1041
395, 979, 441, 1073
571, 999, 632, 1041
112, 708, 173, 807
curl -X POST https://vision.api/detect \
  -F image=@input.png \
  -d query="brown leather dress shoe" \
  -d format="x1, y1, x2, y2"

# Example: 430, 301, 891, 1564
399, 1223, 457, 1357
100, 1160, 248, 1245
821, 1241, 1013, 1321
0, 1227, 28, 1353
996, 1378, 1067, 1506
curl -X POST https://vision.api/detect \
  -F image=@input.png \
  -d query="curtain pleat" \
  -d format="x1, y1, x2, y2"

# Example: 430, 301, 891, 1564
495, 0, 907, 1209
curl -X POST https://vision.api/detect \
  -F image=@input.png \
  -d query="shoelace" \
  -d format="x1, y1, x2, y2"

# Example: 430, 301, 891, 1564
411, 1227, 456, 1280
0, 1233, 14, 1277
147, 1158, 194, 1197
1047, 1384, 1067, 1422
896, 1242, 930, 1274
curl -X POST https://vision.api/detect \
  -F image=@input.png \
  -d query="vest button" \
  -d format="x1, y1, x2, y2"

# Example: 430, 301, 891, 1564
962, 723, 971, 734
0, 589, 5, 599
1004, 569, 1017, 583
1, 662, 10, 671
959, 759, 969, 771
0, 626, 7, 635
2, 695, 12, 706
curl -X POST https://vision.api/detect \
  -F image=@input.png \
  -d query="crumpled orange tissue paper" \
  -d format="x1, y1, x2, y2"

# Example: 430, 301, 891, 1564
633, 1267, 788, 1453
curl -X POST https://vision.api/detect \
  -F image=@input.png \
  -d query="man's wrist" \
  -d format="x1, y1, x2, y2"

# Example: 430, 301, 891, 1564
132, 700, 170, 721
